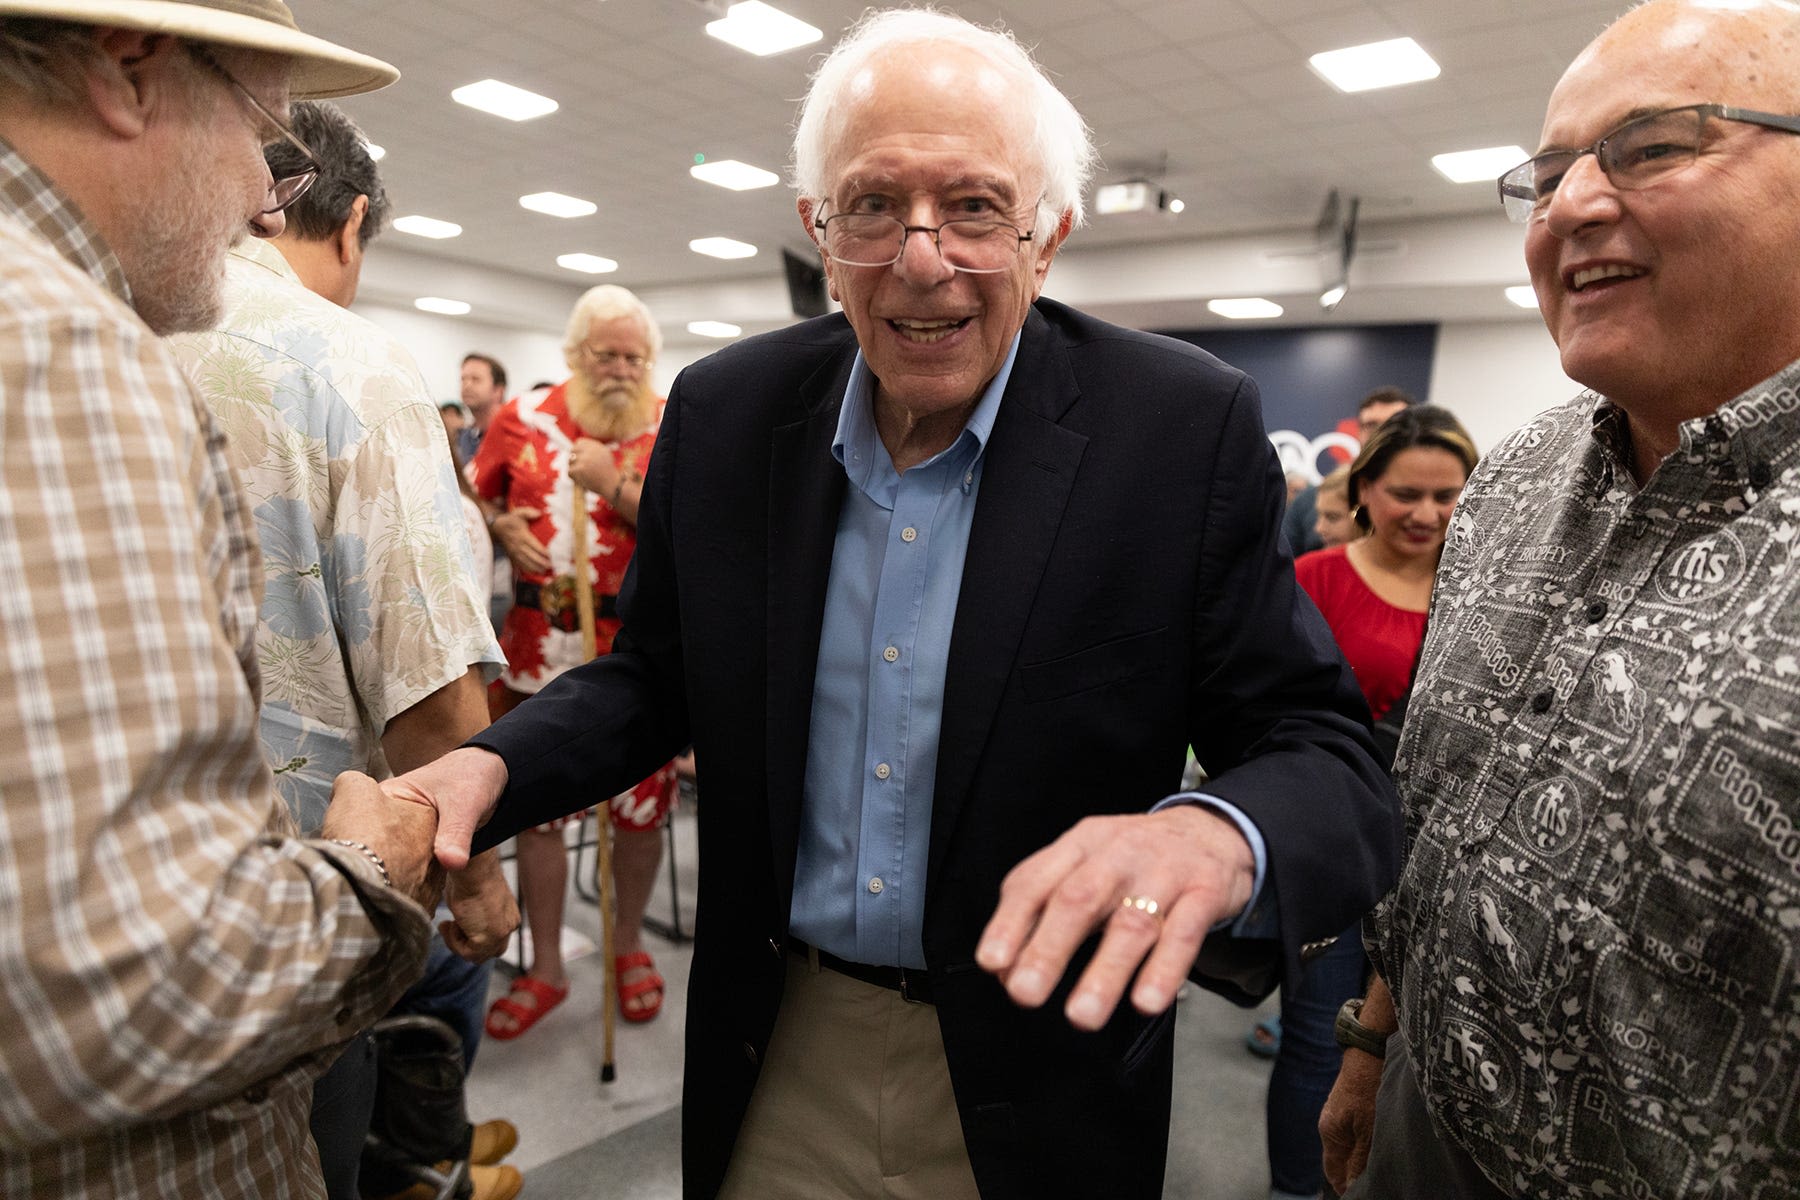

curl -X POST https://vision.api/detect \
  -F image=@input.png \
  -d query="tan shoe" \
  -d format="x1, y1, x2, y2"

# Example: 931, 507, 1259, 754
469, 1119, 519, 1166
375, 1162, 522, 1200
467, 1164, 523, 1200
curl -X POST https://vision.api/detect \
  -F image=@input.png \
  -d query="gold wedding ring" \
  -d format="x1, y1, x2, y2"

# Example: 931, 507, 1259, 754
1121, 895, 1162, 920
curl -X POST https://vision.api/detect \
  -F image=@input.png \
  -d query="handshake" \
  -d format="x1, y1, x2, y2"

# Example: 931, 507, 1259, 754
320, 747, 517, 962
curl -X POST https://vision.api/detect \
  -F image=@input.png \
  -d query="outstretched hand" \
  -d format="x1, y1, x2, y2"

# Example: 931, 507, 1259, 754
975, 804, 1255, 1031
380, 745, 511, 871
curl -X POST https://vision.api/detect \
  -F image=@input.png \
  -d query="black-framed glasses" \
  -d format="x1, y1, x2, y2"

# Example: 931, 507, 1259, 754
813, 212, 1034, 273
578, 345, 649, 370
1498, 103, 1800, 223
187, 43, 321, 215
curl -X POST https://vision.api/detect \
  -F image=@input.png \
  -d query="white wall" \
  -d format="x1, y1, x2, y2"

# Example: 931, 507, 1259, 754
354, 302, 570, 404
1428, 320, 1582, 454
356, 300, 736, 401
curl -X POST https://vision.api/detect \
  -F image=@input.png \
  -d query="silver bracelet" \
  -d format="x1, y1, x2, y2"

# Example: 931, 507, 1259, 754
328, 838, 391, 888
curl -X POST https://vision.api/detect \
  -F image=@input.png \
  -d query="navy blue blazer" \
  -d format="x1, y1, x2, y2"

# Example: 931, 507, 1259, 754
470, 298, 1401, 1199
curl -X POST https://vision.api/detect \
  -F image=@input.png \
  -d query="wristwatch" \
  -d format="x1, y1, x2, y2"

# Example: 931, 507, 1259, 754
1334, 997, 1390, 1058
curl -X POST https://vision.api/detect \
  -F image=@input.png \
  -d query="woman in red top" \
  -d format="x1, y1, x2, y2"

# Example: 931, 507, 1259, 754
1296, 408, 1477, 721
1265, 405, 1479, 1200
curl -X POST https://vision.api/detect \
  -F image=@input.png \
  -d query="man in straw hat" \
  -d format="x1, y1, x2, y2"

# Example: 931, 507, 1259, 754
0, 4, 446, 1197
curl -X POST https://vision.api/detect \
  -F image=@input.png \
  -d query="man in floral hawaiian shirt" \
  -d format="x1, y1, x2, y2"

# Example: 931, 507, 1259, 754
169, 101, 516, 1200
1322, 2, 1800, 1196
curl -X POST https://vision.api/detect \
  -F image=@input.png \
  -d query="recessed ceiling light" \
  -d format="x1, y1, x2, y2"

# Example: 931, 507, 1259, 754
1431, 146, 1528, 184
451, 79, 559, 121
689, 159, 781, 191
704, 1, 822, 56
415, 297, 472, 316
1505, 285, 1540, 309
689, 236, 758, 260
1308, 37, 1440, 93
557, 253, 619, 274
688, 321, 743, 338
1207, 298, 1284, 320
1095, 180, 1155, 215
520, 191, 597, 218
393, 215, 463, 239
364, 142, 386, 162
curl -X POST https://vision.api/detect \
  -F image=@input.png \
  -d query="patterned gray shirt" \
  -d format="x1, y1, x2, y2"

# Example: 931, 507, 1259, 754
1372, 362, 1800, 1199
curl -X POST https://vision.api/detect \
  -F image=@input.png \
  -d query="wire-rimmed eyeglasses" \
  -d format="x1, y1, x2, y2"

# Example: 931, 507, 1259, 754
1497, 103, 1800, 223
813, 212, 1034, 273
187, 43, 321, 216
578, 344, 650, 371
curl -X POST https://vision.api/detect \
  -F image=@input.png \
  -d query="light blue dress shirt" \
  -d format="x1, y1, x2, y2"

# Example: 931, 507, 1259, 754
791, 335, 1272, 969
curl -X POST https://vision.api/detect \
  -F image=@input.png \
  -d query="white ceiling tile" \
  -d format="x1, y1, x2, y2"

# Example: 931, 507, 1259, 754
299, 0, 1628, 296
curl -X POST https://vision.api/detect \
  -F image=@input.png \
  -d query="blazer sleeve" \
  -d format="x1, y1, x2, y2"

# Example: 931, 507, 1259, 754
1183, 375, 1402, 1002
466, 377, 693, 849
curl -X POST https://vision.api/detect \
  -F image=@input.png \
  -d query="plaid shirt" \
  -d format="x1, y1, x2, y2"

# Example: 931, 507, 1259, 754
0, 141, 431, 1197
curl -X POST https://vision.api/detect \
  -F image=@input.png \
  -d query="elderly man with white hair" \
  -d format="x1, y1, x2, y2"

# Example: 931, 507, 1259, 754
0, 3, 443, 1198
393, 9, 1399, 1199
470, 283, 680, 1039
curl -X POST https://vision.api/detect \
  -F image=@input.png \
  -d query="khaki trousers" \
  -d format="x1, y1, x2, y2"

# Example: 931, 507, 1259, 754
716, 951, 982, 1200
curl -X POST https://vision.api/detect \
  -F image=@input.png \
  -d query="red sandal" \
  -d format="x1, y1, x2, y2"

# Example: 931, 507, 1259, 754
615, 951, 664, 1023
485, 974, 569, 1040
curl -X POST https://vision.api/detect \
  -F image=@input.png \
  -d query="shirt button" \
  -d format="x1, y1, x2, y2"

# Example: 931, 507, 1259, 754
868, 877, 884, 894
1530, 690, 1554, 714
900, 527, 917, 543
874, 762, 891, 780
1750, 461, 1774, 489
742, 1042, 759, 1066
242, 1085, 269, 1104
1585, 600, 1608, 624
883, 646, 899, 663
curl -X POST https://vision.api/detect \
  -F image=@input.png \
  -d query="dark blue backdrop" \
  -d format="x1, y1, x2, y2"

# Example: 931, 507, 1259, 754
1162, 324, 1438, 442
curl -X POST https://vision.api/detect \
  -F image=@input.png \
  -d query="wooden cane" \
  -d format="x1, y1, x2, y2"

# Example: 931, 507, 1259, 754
571, 480, 616, 1082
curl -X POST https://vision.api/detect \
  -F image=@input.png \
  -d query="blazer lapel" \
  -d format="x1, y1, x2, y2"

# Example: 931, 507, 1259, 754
929, 307, 1087, 891
764, 353, 852, 919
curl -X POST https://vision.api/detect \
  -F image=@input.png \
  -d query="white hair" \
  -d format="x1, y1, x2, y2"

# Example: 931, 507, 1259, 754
562, 284, 661, 363
791, 7, 1098, 233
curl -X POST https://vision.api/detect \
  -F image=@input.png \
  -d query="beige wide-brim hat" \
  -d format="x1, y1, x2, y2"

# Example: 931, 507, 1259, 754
0, 0, 398, 98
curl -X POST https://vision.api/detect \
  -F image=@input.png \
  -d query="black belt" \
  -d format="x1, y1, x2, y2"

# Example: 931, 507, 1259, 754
788, 937, 934, 1004
513, 580, 618, 632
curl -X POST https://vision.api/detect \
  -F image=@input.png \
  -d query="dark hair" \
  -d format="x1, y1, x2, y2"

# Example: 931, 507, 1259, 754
462, 354, 507, 392
1357, 385, 1416, 416
1348, 405, 1479, 532
266, 100, 388, 248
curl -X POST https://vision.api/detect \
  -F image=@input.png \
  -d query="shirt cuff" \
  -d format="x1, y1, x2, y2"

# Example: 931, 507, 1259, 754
1149, 792, 1279, 939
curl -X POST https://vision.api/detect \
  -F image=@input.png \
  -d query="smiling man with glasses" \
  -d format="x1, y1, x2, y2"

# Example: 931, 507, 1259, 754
1321, 3, 1800, 1198
390, 9, 1399, 1199
0, 4, 480, 1200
